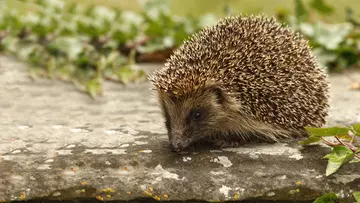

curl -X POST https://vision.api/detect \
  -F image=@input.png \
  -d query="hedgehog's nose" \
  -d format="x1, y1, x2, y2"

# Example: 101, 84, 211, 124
170, 139, 183, 152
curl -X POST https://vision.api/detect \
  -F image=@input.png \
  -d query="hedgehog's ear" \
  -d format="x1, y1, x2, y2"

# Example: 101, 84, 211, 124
209, 86, 227, 104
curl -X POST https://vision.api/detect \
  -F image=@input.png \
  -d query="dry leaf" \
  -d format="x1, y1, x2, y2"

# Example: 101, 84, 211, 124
19, 193, 25, 200
102, 188, 115, 193
350, 82, 360, 90
96, 196, 104, 201
144, 190, 152, 197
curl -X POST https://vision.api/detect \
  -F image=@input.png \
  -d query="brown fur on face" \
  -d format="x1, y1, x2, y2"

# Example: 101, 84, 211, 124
157, 83, 307, 152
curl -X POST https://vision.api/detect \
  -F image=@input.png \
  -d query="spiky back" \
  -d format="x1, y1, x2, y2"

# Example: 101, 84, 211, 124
149, 15, 329, 129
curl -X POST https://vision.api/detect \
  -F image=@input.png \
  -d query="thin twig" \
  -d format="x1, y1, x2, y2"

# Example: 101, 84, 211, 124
334, 136, 360, 159
350, 133, 355, 144
349, 127, 356, 144
335, 136, 358, 152
321, 137, 340, 147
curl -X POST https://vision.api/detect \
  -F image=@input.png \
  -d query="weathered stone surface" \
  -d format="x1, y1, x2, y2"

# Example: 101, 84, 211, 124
0, 55, 359, 202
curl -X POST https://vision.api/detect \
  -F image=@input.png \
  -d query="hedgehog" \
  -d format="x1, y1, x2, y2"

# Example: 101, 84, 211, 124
148, 15, 330, 152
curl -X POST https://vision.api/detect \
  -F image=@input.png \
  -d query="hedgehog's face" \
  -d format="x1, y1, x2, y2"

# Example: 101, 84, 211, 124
158, 85, 233, 152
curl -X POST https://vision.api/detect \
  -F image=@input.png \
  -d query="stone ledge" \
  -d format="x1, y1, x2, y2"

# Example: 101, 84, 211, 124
0, 56, 360, 202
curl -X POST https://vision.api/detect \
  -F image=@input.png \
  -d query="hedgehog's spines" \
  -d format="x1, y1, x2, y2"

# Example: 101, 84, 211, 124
150, 14, 329, 136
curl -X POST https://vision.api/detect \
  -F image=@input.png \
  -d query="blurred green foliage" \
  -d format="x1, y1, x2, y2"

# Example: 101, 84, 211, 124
280, 0, 360, 72
0, 0, 360, 96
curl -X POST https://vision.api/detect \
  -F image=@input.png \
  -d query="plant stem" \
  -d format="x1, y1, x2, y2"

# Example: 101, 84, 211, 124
334, 136, 360, 159
321, 137, 340, 147
350, 133, 355, 144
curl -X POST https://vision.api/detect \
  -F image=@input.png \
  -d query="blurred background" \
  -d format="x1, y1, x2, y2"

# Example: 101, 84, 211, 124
1, 0, 360, 97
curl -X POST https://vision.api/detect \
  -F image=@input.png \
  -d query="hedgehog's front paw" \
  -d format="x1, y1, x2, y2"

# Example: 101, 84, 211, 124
212, 139, 245, 149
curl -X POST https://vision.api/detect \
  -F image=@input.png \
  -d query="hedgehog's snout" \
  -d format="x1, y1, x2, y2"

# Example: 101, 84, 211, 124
170, 137, 185, 152
169, 140, 183, 152
169, 134, 191, 152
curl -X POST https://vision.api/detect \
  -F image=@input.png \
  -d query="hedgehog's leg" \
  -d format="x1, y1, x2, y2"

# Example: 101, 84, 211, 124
208, 131, 279, 148
211, 139, 246, 148
207, 133, 251, 148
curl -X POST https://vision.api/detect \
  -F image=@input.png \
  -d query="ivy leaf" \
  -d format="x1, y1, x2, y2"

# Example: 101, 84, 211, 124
323, 146, 354, 176
35, 0, 65, 10
313, 192, 338, 203
354, 192, 360, 203
298, 136, 321, 145
118, 66, 145, 84
47, 37, 83, 59
198, 13, 218, 28
86, 79, 101, 98
90, 6, 116, 21
295, 0, 308, 23
350, 158, 360, 163
118, 66, 136, 84
313, 22, 353, 51
352, 124, 360, 136
306, 127, 349, 137
310, 0, 334, 15
336, 134, 353, 141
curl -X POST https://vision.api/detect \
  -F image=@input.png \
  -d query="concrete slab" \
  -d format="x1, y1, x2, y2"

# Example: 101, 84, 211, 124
0, 55, 359, 202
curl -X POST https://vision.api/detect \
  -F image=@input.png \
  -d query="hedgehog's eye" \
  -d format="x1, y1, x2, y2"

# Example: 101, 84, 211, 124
194, 112, 201, 119
189, 108, 205, 121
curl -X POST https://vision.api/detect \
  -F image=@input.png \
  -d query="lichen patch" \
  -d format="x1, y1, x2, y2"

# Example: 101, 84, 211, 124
55, 149, 73, 155
120, 144, 130, 148
150, 165, 180, 184
51, 125, 64, 129
223, 143, 303, 160
211, 156, 233, 167
133, 141, 148, 145
219, 185, 231, 199
37, 164, 51, 170
44, 159, 54, 163
17, 125, 31, 130
333, 174, 360, 184
210, 171, 225, 175
139, 149, 152, 153
65, 144, 76, 148
182, 157, 192, 162
84, 149, 126, 155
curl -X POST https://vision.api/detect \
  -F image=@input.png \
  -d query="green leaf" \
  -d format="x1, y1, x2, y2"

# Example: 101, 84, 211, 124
117, 65, 143, 84
352, 124, 360, 136
323, 146, 354, 176
306, 126, 349, 137
295, 0, 308, 23
310, 0, 334, 15
198, 13, 218, 28
336, 134, 354, 141
86, 79, 101, 98
298, 136, 322, 145
35, 0, 65, 11
350, 158, 360, 163
48, 37, 84, 60
118, 65, 134, 84
90, 6, 116, 21
313, 22, 353, 50
353, 192, 360, 203
313, 193, 338, 203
